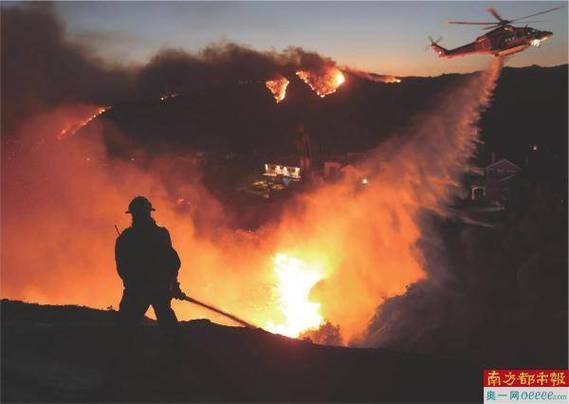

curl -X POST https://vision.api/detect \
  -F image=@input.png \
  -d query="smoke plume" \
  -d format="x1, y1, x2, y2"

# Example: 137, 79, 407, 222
1, 3, 347, 134
0, 4, 132, 135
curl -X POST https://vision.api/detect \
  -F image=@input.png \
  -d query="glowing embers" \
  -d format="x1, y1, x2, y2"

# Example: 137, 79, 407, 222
160, 93, 179, 101
265, 75, 290, 103
266, 253, 325, 338
296, 68, 345, 98
57, 106, 109, 140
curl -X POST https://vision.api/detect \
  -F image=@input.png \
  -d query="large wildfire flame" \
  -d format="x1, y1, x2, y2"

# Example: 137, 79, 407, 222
266, 253, 324, 337
1, 59, 503, 345
265, 76, 290, 104
296, 68, 345, 98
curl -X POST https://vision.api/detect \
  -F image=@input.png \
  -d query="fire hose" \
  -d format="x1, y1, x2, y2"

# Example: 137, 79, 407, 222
174, 291, 256, 329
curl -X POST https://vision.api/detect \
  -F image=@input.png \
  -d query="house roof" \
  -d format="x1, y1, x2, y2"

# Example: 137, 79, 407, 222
265, 157, 300, 167
485, 158, 522, 172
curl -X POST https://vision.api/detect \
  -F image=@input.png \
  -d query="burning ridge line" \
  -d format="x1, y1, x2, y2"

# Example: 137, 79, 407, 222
58, 106, 110, 140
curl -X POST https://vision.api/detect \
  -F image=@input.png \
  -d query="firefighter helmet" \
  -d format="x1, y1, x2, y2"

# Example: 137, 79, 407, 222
125, 196, 156, 214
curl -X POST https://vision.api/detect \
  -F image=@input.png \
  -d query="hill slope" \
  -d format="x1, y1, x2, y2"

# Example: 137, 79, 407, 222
99, 65, 567, 163
1, 299, 481, 402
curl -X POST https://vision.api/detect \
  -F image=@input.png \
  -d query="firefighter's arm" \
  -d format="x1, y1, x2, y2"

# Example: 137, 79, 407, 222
160, 228, 184, 298
161, 228, 181, 277
115, 234, 129, 285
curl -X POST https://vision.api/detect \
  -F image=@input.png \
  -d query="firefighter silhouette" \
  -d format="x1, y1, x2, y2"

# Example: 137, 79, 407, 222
115, 196, 182, 345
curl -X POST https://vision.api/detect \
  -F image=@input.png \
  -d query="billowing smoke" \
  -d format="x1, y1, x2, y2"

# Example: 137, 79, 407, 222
1, 4, 344, 134
2, 4, 512, 346
0, 4, 132, 135
136, 44, 279, 98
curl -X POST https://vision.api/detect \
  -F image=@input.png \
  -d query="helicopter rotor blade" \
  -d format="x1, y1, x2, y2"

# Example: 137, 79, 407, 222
488, 7, 507, 23
509, 6, 564, 23
480, 19, 546, 30
514, 20, 547, 24
447, 20, 498, 25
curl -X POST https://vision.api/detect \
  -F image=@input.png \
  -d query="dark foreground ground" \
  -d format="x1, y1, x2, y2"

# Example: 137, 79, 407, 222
1, 299, 482, 403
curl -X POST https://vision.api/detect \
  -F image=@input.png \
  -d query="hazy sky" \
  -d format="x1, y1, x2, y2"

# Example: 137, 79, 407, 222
52, 1, 568, 76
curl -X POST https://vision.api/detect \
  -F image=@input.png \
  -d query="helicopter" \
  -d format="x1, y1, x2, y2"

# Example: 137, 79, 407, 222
429, 6, 562, 58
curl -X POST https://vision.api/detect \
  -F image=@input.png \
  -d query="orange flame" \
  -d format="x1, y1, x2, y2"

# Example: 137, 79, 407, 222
265, 76, 290, 103
296, 68, 345, 98
266, 253, 324, 337
57, 106, 109, 140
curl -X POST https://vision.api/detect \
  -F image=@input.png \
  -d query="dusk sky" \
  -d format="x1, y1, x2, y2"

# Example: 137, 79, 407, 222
12, 2, 569, 76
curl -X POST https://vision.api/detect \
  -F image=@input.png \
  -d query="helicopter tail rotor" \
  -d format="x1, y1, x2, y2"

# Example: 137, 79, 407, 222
427, 36, 448, 57
426, 36, 442, 47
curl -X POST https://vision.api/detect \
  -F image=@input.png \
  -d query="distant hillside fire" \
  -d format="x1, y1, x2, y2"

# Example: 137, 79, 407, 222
57, 107, 109, 140
296, 68, 345, 98
265, 75, 290, 103
346, 69, 402, 84
265, 67, 348, 103
383, 76, 402, 84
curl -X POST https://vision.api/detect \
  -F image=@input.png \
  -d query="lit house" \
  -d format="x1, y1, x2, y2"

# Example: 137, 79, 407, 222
469, 158, 523, 206
264, 164, 301, 181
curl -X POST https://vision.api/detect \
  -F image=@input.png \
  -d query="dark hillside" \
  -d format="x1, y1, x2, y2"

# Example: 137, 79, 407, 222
1, 299, 481, 403
98, 65, 567, 167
